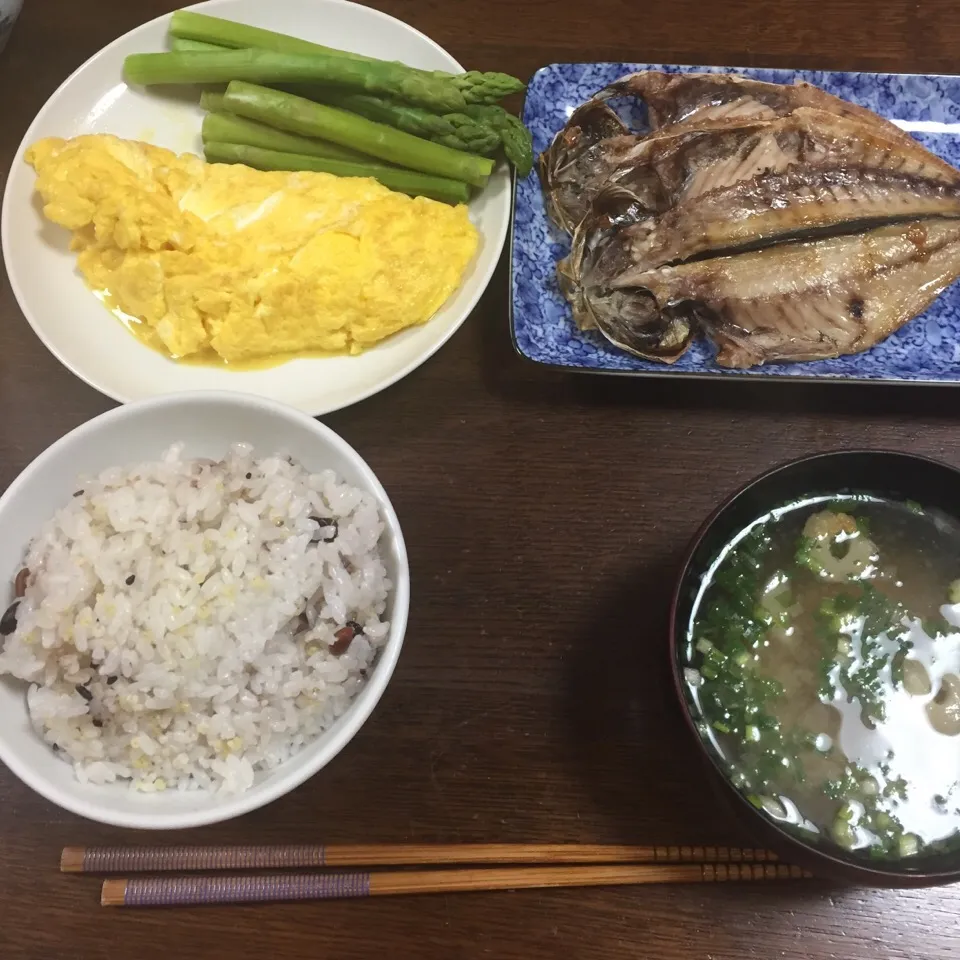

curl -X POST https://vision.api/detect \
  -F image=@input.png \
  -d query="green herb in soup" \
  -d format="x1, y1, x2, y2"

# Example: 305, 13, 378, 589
686, 495, 960, 861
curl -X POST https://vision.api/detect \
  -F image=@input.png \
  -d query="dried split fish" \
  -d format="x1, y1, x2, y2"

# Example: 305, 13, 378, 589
538, 70, 960, 368
607, 219, 960, 368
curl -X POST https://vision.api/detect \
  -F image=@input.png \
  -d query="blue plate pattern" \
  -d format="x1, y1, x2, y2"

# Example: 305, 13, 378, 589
511, 63, 960, 383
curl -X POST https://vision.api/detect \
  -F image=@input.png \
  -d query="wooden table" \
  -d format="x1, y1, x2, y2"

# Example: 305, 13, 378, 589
3, 0, 960, 956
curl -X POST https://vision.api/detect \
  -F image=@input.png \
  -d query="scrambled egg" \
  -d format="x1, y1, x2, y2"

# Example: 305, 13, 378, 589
26, 135, 478, 362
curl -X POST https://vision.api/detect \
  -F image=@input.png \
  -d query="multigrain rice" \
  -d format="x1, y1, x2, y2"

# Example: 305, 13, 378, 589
0, 443, 390, 794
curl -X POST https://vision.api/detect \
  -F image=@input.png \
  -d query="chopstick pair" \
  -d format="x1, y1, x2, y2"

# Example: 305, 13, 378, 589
61, 844, 811, 908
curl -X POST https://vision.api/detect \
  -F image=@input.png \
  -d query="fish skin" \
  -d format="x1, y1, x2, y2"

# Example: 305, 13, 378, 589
614, 219, 960, 368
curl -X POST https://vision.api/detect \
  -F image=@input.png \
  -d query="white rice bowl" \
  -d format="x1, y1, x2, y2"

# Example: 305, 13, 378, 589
0, 393, 408, 828
1, 443, 389, 794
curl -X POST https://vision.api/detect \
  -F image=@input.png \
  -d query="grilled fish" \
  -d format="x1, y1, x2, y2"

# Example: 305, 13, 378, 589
598, 166, 960, 280
602, 108, 960, 212
540, 71, 960, 367
559, 110, 960, 357
539, 102, 791, 234
603, 219, 960, 368
601, 71, 918, 147
539, 71, 943, 234
542, 103, 957, 237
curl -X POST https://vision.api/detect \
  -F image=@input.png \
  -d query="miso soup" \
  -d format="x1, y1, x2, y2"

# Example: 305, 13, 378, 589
686, 495, 960, 861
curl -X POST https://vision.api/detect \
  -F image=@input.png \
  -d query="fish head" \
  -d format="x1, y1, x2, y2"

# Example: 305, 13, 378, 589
581, 284, 694, 362
556, 181, 656, 319
568, 195, 694, 362
538, 100, 641, 233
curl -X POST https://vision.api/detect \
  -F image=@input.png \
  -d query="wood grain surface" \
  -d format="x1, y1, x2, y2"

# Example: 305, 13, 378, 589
2, 1, 960, 957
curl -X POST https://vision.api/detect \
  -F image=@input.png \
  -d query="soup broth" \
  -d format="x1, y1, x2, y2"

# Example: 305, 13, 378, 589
686, 495, 960, 861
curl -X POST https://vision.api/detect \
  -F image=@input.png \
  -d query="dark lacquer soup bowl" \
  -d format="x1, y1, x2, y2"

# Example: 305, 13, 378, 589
670, 451, 960, 887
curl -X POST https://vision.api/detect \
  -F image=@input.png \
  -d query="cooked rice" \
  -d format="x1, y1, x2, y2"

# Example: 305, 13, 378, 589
0, 443, 390, 794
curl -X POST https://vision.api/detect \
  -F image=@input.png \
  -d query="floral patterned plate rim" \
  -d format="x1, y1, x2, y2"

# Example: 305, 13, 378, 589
510, 62, 960, 385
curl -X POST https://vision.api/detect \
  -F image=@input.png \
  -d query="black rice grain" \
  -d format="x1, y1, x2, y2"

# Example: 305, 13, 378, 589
309, 517, 338, 543
0, 601, 19, 636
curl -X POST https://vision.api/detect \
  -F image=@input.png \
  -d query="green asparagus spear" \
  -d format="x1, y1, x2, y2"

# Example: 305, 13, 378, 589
202, 112, 372, 163
169, 10, 526, 102
464, 105, 534, 176
430, 116, 501, 155
222, 82, 493, 186
171, 10, 373, 63
123, 50, 467, 113
169, 36, 225, 52
199, 91, 227, 113
203, 141, 470, 204
321, 92, 455, 137
450, 71, 526, 105
318, 93, 499, 155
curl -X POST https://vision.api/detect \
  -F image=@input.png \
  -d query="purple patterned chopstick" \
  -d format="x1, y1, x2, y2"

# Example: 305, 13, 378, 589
108, 872, 371, 907
74, 844, 328, 873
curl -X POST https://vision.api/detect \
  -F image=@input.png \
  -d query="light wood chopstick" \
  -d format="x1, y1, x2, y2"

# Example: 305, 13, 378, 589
101, 862, 810, 907
63, 843, 780, 874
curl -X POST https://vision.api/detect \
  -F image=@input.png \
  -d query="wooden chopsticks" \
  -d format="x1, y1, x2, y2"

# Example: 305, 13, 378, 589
62, 842, 780, 874
61, 845, 809, 908
101, 863, 809, 907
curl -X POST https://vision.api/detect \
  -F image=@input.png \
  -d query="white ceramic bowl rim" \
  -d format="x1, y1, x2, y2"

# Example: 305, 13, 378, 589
0, 391, 409, 828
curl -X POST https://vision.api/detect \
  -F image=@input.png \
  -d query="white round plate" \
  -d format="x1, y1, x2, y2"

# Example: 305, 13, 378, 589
1, 0, 510, 416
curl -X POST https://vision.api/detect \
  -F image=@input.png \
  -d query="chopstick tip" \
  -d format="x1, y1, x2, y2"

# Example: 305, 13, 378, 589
101, 879, 127, 907
60, 847, 85, 873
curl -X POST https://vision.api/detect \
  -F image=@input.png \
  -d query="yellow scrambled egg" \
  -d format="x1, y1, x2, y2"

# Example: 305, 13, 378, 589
26, 135, 478, 362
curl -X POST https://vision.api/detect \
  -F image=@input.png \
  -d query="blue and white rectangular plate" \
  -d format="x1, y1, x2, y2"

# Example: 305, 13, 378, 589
511, 63, 960, 384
